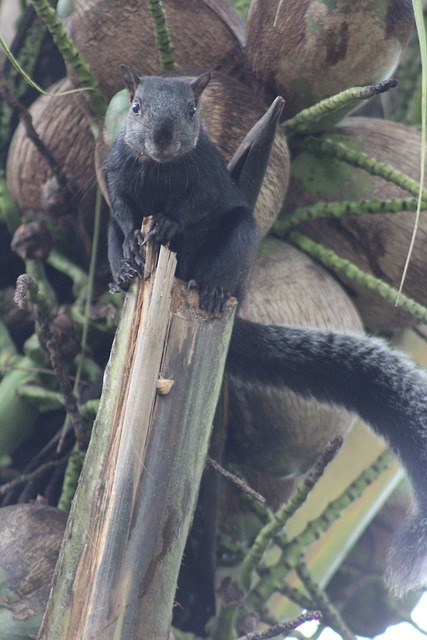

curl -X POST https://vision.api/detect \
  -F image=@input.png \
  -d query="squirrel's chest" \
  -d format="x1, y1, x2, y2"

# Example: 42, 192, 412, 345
131, 161, 196, 214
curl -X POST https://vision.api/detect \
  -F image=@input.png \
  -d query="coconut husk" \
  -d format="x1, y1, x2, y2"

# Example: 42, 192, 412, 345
218, 237, 363, 541
226, 237, 363, 479
283, 116, 427, 330
245, 0, 412, 118
0, 503, 67, 639
66, 0, 245, 99
5, 78, 106, 261
200, 74, 289, 235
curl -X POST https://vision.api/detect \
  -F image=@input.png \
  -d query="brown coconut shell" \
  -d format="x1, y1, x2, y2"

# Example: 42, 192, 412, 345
96, 73, 290, 238
66, 0, 245, 99
283, 117, 427, 330
6, 78, 106, 261
245, 0, 413, 119
226, 237, 363, 478
0, 503, 67, 637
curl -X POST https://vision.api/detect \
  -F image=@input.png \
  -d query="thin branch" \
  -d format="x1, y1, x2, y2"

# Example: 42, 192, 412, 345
400, 0, 427, 301
58, 186, 103, 451
285, 79, 397, 135
278, 450, 394, 564
287, 231, 427, 323
206, 456, 266, 504
295, 562, 356, 640
248, 450, 394, 611
275, 197, 426, 234
240, 437, 342, 591
298, 136, 427, 202
237, 611, 322, 640
146, 0, 176, 71
0, 455, 69, 496
14, 275, 87, 449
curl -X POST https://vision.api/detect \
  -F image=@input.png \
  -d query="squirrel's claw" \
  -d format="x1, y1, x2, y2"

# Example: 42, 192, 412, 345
197, 283, 230, 314
135, 229, 144, 246
123, 230, 145, 266
143, 215, 181, 246
109, 281, 125, 294
140, 229, 154, 246
109, 257, 142, 294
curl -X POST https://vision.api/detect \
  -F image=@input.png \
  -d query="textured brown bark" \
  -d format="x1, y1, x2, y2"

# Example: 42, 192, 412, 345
38, 245, 236, 640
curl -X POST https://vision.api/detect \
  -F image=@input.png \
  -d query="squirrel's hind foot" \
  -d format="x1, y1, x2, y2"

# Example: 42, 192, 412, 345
109, 258, 142, 293
189, 280, 230, 314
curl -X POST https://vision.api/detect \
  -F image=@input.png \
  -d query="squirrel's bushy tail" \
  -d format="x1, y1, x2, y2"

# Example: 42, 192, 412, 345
386, 513, 427, 596
228, 318, 427, 595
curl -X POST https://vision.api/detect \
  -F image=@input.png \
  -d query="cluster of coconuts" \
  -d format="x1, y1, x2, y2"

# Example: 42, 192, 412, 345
7, 0, 417, 465
283, 116, 427, 331
247, 0, 425, 334
2, 0, 424, 631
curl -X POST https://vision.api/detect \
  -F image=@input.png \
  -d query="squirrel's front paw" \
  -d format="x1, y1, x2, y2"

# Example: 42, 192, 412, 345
123, 230, 144, 267
144, 215, 181, 246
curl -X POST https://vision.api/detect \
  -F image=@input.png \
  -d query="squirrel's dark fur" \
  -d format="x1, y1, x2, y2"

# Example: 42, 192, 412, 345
105, 66, 427, 597
106, 69, 258, 312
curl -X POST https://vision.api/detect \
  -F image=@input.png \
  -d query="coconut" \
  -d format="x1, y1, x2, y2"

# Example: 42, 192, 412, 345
66, 0, 245, 99
226, 237, 363, 478
0, 503, 67, 639
5, 78, 105, 261
282, 117, 427, 330
217, 237, 363, 547
97, 73, 290, 237
245, 0, 413, 119
195, 74, 289, 236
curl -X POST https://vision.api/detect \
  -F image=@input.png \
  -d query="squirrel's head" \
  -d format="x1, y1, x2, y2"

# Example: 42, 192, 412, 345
120, 65, 211, 163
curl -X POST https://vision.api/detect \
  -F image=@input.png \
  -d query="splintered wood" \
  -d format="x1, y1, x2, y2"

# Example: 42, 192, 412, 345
38, 244, 236, 640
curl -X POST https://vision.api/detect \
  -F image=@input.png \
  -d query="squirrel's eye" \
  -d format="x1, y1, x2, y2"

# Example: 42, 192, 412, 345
188, 104, 197, 118
132, 100, 140, 114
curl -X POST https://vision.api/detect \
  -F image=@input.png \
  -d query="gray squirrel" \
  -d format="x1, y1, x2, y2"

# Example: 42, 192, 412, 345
105, 65, 427, 597
106, 67, 257, 311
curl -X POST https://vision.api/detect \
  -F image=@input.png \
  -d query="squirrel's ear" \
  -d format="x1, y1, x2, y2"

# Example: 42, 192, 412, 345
191, 72, 211, 102
120, 64, 141, 101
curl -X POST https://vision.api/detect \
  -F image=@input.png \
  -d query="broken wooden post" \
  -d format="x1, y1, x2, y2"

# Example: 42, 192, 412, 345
38, 244, 236, 639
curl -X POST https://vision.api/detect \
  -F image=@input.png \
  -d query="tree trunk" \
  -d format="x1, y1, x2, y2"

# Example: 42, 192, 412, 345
38, 244, 236, 640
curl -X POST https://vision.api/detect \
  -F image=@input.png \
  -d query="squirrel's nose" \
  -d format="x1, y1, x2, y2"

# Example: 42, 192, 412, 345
153, 120, 174, 148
